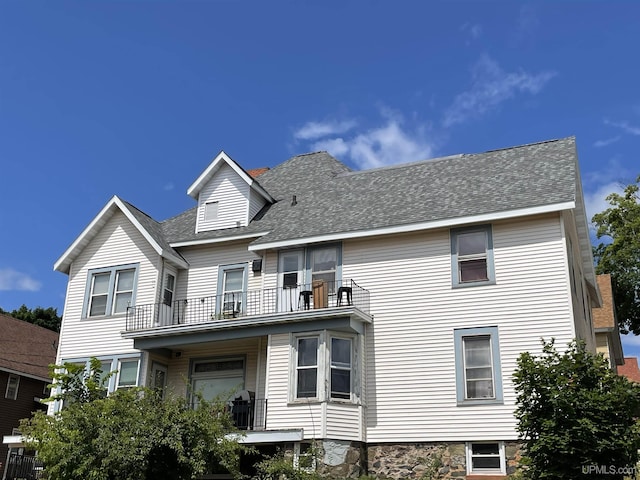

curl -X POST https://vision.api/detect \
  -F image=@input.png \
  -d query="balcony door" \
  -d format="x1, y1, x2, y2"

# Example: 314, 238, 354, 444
278, 249, 304, 312
191, 357, 245, 406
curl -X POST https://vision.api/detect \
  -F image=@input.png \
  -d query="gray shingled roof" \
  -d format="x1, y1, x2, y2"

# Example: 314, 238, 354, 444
160, 137, 578, 247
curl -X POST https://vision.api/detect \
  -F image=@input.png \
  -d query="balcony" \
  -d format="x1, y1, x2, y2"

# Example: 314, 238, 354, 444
230, 397, 267, 431
125, 279, 370, 333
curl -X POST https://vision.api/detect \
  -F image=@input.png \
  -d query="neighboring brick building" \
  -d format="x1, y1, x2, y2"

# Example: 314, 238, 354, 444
618, 357, 640, 383
0, 313, 58, 480
593, 274, 624, 372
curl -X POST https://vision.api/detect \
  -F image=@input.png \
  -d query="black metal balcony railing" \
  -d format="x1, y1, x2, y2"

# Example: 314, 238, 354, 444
5, 453, 44, 480
126, 279, 369, 332
230, 397, 267, 431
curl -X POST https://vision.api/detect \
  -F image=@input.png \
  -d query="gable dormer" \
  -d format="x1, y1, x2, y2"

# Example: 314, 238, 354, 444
187, 151, 274, 233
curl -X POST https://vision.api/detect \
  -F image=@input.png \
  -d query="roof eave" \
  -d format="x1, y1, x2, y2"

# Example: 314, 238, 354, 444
248, 201, 575, 251
187, 151, 274, 203
54, 196, 188, 274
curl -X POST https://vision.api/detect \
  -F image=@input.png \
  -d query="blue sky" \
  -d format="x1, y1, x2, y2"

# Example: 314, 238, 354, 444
1, 2, 639, 355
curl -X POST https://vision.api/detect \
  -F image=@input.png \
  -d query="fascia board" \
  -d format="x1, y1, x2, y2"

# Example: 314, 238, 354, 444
54, 196, 188, 273
170, 231, 270, 248
248, 202, 576, 251
54, 195, 120, 273
187, 151, 273, 202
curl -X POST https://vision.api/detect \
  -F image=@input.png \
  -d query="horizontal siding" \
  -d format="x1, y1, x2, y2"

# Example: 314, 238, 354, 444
58, 211, 160, 361
249, 189, 267, 221
266, 333, 322, 438
197, 164, 250, 231
177, 241, 263, 301
326, 403, 361, 440
164, 338, 262, 400
343, 214, 575, 443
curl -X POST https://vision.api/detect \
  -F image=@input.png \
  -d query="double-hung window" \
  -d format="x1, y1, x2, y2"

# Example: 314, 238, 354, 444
84, 264, 139, 317
292, 332, 356, 402
451, 225, 495, 287
309, 247, 338, 293
217, 264, 247, 317
5, 374, 20, 400
163, 273, 175, 306
454, 327, 503, 404
296, 337, 319, 399
330, 337, 352, 400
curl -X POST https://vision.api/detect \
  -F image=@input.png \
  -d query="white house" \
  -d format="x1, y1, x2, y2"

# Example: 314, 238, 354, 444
52, 137, 597, 479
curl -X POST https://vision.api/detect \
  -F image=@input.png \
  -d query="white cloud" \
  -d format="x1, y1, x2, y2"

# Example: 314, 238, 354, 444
294, 119, 357, 141
604, 118, 640, 136
163, 182, 175, 191
593, 136, 621, 148
295, 111, 435, 170
0, 268, 42, 291
583, 181, 622, 227
460, 22, 483, 41
443, 54, 556, 127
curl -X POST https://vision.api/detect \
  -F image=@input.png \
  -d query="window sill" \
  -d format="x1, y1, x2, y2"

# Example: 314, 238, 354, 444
466, 475, 507, 480
457, 398, 503, 406
452, 279, 496, 289
288, 399, 360, 406
83, 313, 127, 320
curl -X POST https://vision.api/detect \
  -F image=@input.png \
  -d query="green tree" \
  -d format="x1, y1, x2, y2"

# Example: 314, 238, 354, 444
20, 358, 246, 480
513, 339, 640, 480
0, 304, 62, 332
592, 175, 640, 334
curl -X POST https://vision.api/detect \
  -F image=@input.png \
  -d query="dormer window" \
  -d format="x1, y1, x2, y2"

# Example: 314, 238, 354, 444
188, 151, 274, 234
204, 201, 218, 222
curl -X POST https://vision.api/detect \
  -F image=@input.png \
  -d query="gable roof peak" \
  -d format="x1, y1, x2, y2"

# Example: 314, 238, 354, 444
187, 150, 274, 202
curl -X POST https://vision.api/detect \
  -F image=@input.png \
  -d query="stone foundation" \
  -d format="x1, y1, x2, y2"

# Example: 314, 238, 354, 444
272, 440, 521, 479
367, 442, 521, 479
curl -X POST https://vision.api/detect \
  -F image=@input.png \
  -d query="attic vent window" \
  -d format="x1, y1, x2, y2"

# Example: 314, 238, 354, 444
204, 201, 219, 222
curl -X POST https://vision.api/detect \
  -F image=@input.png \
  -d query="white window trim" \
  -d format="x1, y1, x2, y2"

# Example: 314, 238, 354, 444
294, 335, 320, 400
466, 441, 506, 475
454, 327, 503, 405
290, 331, 358, 403
5, 374, 20, 400
293, 442, 317, 472
82, 263, 140, 318
116, 358, 141, 390
450, 225, 495, 287
163, 273, 175, 306
216, 263, 248, 317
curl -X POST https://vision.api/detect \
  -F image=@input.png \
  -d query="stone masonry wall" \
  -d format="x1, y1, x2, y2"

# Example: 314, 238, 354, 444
367, 442, 521, 479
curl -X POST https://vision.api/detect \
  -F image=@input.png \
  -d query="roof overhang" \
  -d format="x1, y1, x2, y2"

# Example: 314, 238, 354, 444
123, 308, 371, 350
595, 327, 625, 366
248, 201, 575, 251
0, 366, 51, 384
54, 196, 188, 274
187, 151, 274, 203
170, 231, 270, 248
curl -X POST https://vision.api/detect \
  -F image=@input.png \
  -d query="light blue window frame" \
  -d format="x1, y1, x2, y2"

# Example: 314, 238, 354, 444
82, 263, 140, 318
53, 353, 141, 412
450, 225, 495, 288
216, 263, 248, 316
454, 326, 503, 405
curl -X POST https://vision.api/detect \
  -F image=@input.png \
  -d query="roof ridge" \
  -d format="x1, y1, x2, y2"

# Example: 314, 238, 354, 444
482, 136, 574, 154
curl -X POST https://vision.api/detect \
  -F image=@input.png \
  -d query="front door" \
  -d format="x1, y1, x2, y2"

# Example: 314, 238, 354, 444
278, 249, 304, 312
